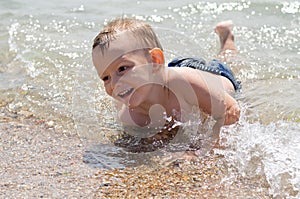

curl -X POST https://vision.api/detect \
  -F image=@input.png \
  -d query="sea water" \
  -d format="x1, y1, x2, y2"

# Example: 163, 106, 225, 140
0, 0, 299, 198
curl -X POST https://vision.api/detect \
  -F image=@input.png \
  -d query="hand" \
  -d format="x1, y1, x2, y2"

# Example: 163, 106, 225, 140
224, 103, 240, 125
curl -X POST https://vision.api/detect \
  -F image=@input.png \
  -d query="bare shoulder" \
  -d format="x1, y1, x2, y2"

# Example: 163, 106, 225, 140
167, 67, 213, 87
167, 67, 234, 94
166, 67, 210, 103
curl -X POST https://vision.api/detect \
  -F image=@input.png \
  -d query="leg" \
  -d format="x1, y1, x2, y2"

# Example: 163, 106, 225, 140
214, 20, 237, 63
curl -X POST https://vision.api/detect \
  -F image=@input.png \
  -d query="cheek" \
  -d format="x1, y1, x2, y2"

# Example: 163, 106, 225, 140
104, 84, 113, 96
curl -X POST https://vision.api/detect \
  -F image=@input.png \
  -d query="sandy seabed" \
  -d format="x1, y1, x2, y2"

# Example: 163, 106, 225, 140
0, 104, 270, 198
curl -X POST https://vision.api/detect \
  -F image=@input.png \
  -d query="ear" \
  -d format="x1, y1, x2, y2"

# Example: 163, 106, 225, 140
149, 48, 164, 65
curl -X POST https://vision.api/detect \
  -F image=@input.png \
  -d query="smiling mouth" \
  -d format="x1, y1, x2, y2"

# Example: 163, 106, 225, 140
118, 88, 134, 98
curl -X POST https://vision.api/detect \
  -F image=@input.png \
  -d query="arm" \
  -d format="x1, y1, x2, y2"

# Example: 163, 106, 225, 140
182, 69, 240, 126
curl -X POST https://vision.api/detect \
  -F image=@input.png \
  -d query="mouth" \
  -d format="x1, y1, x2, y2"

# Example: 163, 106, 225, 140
117, 88, 134, 98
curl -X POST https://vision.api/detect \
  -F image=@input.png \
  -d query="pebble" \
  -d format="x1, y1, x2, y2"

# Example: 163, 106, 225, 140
46, 120, 55, 128
18, 110, 34, 118
0, 106, 271, 198
93, 158, 270, 198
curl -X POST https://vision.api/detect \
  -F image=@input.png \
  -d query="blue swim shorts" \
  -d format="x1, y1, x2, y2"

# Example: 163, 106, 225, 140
168, 57, 241, 91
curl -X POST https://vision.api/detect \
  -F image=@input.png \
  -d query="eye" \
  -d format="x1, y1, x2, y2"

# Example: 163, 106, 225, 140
117, 66, 129, 73
102, 75, 110, 82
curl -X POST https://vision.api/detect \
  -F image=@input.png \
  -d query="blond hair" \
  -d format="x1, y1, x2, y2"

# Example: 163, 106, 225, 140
92, 18, 163, 53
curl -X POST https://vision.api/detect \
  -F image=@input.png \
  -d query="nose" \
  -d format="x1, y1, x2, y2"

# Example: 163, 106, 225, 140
110, 73, 120, 94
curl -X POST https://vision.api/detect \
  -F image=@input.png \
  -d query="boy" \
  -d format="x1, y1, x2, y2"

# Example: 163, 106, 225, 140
92, 18, 240, 146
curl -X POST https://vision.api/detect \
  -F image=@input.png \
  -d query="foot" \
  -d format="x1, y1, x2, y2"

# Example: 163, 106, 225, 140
214, 20, 234, 48
214, 20, 237, 60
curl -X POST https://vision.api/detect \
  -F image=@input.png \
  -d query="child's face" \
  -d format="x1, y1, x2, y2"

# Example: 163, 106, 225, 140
95, 49, 154, 104
100, 50, 149, 96
92, 31, 165, 108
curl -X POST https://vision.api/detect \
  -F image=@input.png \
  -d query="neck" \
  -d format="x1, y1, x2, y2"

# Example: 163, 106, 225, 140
131, 85, 180, 122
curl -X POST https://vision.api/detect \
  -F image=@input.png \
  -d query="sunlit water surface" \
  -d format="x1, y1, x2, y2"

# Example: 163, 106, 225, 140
0, 0, 299, 198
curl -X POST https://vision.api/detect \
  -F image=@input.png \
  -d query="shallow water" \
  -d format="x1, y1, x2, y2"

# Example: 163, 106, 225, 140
1, 0, 299, 198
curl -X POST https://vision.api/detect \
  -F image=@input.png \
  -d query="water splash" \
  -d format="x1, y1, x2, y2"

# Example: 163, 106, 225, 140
217, 106, 300, 198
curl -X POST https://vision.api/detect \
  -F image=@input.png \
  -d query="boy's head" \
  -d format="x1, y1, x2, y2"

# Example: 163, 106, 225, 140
92, 18, 165, 103
92, 18, 163, 53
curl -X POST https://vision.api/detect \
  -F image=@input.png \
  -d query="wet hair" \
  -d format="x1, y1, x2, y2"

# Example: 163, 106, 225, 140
92, 18, 163, 53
